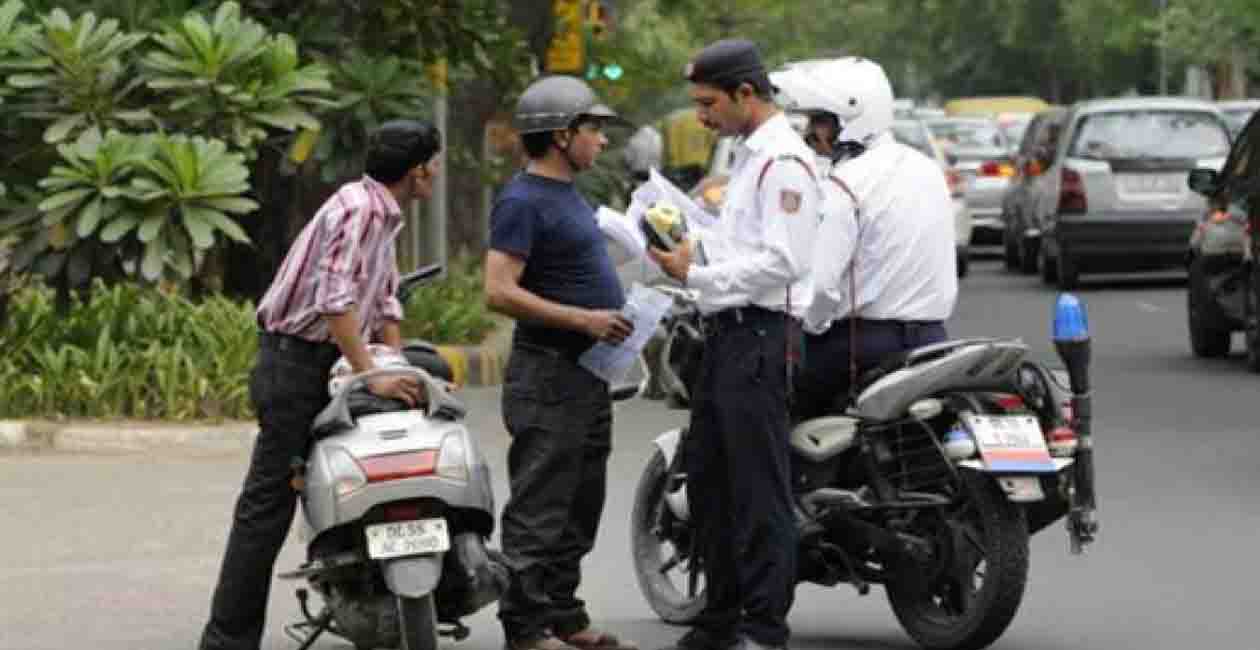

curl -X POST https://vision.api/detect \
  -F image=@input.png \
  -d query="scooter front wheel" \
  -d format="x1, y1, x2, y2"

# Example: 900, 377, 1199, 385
631, 448, 706, 624
397, 594, 439, 650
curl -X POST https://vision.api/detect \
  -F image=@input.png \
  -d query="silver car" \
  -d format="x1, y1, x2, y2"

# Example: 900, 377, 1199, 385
1033, 97, 1231, 289
926, 117, 1014, 245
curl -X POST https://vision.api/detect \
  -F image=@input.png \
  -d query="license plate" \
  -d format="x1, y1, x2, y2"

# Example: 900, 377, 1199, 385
1117, 173, 1182, 195
997, 476, 1045, 502
962, 413, 1056, 473
365, 518, 450, 560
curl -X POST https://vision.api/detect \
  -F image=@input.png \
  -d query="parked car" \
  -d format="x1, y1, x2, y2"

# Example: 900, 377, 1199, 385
1000, 107, 1068, 273
1216, 99, 1260, 141
1186, 108, 1260, 369
1033, 96, 1231, 289
926, 116, 1014, 245
891, 118, 972, 276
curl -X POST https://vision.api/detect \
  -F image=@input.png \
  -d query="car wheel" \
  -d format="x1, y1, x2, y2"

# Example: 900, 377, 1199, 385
1056, 250, 1079, 290
1040, 240, 1058, 284
1003, 228, 1019, 272
1188, 261, 1232, 358
1246, 269, 1260, 372
1019, 236, 1039, 275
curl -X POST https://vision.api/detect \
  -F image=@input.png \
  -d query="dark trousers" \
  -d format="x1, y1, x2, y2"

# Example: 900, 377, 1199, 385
686, 308, 797, 647
498, 344, 612, 642
200, 333, 339, 650
793, 319, 947, 421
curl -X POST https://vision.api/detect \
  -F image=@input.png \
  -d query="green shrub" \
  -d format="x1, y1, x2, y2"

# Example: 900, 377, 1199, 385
400, 254, 496, 346
0, 258, 497, 420
0, 279, 256, 419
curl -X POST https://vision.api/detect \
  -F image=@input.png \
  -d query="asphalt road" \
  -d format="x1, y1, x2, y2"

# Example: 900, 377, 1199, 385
2, 258, 1257, 650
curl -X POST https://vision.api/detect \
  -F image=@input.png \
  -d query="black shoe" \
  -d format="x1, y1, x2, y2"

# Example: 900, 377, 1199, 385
658, 629, 737, 650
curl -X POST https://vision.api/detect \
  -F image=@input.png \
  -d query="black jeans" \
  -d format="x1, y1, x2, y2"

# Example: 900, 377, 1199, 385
686, 308, 797, 648
498, 343, 612, 642
793, 319, 947, 421
200, 333, 339, 650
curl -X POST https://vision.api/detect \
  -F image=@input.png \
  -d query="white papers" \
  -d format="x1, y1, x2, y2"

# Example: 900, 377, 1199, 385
596, 205, 647, 267
626, 168, 717, 230
579, 283, 674, 385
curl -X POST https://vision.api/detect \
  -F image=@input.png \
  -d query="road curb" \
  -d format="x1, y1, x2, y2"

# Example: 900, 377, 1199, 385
433, 317, 514, 387
0, 419, 258, 453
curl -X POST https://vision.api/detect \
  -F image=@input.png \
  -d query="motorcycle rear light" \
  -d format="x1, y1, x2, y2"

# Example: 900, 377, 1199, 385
328, 447, 367, 498
358, 450, 439, 483
1046, 426, 1078, 457
995, 393, 1025, 411
1058, 168, 1087, 214
383, 502, 423, 522
436, 432, 470, 482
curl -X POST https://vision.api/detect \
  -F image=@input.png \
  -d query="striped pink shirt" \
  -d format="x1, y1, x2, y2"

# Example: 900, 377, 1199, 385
256, 175, 405, 342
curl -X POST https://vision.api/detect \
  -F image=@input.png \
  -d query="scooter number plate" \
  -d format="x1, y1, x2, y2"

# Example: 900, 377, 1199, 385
365, 518, 450, 560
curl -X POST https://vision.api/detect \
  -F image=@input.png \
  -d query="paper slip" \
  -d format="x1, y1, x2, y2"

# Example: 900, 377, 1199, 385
625, 168, 717, 230
596, 205, 647, 267
579, 283, 675, 385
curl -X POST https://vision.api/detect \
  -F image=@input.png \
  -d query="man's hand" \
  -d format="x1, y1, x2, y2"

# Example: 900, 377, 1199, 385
583, 309, 634, 345
647, 238, 693, 284
367, 374, 426, 407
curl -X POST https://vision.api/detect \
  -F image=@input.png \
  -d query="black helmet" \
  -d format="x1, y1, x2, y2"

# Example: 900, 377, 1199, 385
514, 75, 630, 134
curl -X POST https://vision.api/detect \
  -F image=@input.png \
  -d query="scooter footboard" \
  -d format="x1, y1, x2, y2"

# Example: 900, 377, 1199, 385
383, 555, 444, 598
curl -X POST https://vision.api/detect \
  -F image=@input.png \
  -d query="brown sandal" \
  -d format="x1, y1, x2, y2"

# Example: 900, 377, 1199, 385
561, 628, 639, 650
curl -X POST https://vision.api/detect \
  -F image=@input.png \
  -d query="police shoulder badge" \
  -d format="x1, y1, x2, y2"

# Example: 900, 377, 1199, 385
780, 189, 802, 214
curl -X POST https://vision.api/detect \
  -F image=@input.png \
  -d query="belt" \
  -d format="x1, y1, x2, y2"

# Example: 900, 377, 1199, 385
512, 340, 585, 364
700, 305, 790, 335
826, 318, 944, 337
258, 331, 341, 363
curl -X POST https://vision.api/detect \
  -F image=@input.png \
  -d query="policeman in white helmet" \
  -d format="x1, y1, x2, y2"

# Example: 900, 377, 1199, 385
772, 56, 959, 420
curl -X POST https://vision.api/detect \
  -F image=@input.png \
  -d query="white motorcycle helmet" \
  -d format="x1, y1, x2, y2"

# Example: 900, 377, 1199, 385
771, 56, 895, 150
327, 343, 411, 397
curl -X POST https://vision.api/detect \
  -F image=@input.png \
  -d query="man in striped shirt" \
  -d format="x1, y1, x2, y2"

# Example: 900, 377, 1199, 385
199, 120, 440, 650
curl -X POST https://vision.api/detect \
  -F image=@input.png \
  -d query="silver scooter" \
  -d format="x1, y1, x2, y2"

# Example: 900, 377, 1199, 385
280, 265, 508, 650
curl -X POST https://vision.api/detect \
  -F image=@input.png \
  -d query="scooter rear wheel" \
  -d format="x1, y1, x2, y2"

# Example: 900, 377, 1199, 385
397, 594, 439, 650
631, 448, 706, 624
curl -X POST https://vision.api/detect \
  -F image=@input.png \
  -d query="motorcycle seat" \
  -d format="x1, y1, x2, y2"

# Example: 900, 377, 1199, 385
854, 338, 1007, 395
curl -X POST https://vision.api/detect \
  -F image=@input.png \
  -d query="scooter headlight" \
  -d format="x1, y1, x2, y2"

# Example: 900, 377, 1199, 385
436, 432, 469, 482
327, 447, 367, 498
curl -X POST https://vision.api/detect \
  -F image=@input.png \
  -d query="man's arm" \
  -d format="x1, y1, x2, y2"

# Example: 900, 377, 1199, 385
326, 308, 422, 405
484, 250, 631, 343
378, 320, 403, 349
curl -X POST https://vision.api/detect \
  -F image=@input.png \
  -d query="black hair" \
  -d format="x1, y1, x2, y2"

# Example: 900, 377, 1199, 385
365, 119, 441, 184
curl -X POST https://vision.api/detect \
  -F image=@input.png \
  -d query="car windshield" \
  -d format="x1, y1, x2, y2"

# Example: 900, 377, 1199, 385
1068, 110, 1229, 159
891, 121, 936, 159
927, 120, 1007, 149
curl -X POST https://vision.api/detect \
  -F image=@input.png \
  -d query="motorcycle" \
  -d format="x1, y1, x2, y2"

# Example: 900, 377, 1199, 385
631, 286, 1099, 650
279, 264, 509, 650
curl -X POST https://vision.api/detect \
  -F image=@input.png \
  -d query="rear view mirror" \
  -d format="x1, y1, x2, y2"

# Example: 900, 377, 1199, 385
1187, 168, 1220, 196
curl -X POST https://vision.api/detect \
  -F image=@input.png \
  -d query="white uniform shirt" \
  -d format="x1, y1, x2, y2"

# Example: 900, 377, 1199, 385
803, 132, 958, 335
687, 112, 822, 318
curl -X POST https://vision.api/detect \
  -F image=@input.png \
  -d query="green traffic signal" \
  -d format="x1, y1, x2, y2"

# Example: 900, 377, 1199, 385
602, 63, 623, 80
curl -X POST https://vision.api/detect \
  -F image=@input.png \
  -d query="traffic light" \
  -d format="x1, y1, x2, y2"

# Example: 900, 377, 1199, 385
585, 62, 623, 81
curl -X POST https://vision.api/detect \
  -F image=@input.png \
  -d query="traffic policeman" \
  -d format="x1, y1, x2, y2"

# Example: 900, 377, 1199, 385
649, 39, 821, 650
772, 57, 958, 420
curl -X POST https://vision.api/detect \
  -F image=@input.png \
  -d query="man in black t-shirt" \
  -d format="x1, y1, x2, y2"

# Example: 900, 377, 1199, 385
484, 75, 637, 650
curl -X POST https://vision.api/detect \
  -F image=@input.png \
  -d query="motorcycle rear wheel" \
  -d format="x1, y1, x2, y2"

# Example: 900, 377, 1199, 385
886, 473, 1029, 650
397, 594, 439, 650
631, 448, 707, 624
